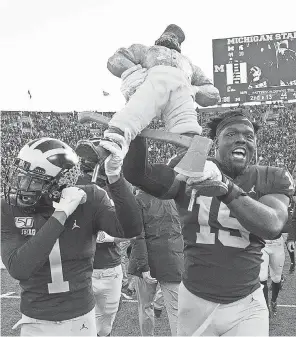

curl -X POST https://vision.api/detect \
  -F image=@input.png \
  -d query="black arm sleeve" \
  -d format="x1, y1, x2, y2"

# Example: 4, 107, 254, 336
106, 176, 143, 238
123, 137, 180, 199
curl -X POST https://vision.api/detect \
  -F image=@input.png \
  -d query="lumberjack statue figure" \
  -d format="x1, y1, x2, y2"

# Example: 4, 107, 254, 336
106, 24, 220, 137
76, 24, 220, 183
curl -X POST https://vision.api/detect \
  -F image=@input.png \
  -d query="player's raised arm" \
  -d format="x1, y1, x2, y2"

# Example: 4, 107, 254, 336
1, 188, 85, 280
96, 134, 143, 239
123, 136, 181, 200
1, 200, 62, 280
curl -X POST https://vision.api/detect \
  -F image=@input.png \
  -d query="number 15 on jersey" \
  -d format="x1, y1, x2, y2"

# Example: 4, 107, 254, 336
196, 196, 250, 249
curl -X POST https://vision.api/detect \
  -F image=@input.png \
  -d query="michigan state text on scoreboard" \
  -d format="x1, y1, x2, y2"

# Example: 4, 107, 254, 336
213, 31, 296, 104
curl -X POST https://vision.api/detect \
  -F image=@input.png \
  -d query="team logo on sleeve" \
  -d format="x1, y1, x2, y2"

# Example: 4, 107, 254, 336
15, 217, 36, 236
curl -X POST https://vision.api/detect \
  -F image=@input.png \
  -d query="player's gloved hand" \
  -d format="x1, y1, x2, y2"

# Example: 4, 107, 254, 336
142, 271, 157, 284
176, 160, 232, 202
177, 160, 224, 184
53, 187, 87, 218
179, 160, 248, 204
96, 231, 115, 243
121, 64, 148, 101
99, 129, 131, 176
287, 241, 295, 253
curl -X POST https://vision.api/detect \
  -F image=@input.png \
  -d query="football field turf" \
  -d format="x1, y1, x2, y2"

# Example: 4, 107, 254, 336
1, 249, 295, 336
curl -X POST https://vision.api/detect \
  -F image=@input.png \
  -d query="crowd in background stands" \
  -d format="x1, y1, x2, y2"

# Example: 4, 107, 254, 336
1, 103, 296, 193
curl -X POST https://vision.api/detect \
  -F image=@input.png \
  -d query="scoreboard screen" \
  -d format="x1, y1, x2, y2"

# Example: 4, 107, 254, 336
212, 31, 296, 104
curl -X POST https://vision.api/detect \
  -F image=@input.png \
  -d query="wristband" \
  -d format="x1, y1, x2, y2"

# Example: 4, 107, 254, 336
217, 180, 247, 205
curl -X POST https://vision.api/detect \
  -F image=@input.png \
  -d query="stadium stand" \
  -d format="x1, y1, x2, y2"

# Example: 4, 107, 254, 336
1, 103, 296, 195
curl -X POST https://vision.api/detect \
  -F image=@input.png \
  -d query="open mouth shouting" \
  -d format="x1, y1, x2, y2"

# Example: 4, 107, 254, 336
231, 147, 247, 160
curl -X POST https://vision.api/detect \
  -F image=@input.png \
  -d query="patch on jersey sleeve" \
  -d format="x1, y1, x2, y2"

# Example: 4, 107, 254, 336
15, 217, 36, 236
15, 217, 34, 228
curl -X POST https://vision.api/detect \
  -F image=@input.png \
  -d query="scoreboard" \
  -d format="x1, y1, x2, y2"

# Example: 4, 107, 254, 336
212, 31, 296, 104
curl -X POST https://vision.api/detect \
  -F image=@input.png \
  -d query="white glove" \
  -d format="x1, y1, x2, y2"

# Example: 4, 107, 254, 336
142, 271, 157, 284
121, 64, 148, 101
96, 231, 115, 243
176, 160, 223, 184
99, 129, 131, 176
287, 241, 295, 253
52, 186, 87, 218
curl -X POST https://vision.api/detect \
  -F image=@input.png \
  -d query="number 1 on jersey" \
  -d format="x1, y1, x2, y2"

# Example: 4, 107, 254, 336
48, 239, 69, 294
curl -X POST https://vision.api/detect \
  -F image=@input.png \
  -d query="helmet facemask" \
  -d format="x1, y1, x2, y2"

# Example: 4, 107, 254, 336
3, 157, 82, 212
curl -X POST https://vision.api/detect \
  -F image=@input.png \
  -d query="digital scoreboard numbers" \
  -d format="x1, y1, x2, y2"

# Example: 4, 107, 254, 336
212, 31, 296, 104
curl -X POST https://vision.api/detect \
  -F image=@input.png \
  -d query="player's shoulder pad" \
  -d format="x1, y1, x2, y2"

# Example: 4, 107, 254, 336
255, 165, 295, 197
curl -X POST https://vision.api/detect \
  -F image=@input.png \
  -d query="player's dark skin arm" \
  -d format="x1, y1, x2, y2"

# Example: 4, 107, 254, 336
1, 212, 66, 281
226, 193, 289, 239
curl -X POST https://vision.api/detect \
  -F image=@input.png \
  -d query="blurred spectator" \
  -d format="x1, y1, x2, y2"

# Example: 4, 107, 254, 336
128, 189, 184, 336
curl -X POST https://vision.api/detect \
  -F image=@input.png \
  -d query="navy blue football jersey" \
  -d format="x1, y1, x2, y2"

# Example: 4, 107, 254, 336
1, 179, 142, 320
179, 165, 294, 303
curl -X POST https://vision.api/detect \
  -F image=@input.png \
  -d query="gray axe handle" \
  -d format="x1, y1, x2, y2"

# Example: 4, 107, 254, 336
78, 112, 192, 148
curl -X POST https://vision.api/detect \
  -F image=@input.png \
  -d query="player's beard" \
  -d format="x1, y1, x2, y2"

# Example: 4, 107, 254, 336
219, 157, 248, 179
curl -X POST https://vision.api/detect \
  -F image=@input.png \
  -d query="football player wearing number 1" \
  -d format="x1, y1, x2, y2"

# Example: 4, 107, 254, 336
122, 109, 295, 336
1, 137, 142, 336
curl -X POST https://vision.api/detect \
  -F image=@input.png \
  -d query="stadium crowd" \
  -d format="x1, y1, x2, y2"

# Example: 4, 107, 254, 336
1, 102, 296, 194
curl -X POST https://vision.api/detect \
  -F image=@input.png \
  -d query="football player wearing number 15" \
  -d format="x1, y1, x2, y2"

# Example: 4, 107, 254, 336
1, 137, 142, 336
123, 109, 295, 336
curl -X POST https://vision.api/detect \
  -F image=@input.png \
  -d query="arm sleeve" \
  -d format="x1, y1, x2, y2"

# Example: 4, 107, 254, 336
191, 64, 220, 107
1, 205, 65, 280
107, 43, 149, 78
105, 177, 143, 238
92, 186, 125, 238
123, 136, 181, 199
